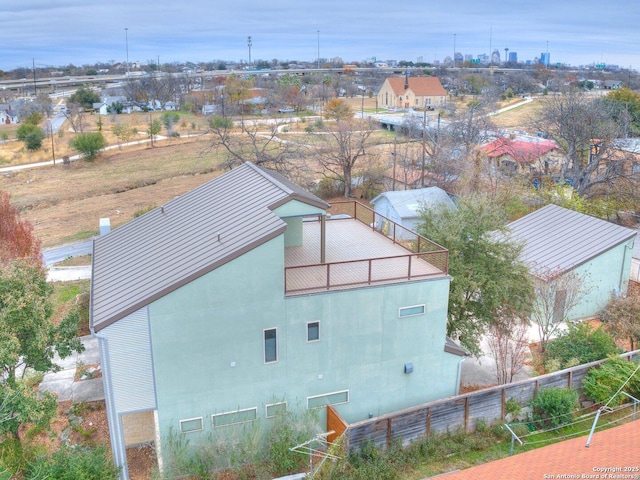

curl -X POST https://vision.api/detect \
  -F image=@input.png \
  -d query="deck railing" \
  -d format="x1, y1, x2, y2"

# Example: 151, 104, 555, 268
284, 201, 448, 295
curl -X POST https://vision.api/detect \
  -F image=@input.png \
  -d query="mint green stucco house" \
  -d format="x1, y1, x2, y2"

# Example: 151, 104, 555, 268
507, 204, 636, 322
90, 163, 465, 479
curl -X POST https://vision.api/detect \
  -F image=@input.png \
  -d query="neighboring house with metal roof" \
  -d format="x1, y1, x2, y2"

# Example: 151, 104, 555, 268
91, 162, 464, 479
377, 75, 447, 110
506, 204, 636, 320
370, 187, 455, 238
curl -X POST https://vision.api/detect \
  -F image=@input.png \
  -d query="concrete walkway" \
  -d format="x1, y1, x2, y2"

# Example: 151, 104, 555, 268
39, 335, 104, 403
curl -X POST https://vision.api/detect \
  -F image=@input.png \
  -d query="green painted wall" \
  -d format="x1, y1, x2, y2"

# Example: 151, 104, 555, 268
567, 239, 634, 320
148, 235, 457, 443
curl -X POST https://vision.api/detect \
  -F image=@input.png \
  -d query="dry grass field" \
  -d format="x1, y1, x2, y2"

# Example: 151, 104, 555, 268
2, 138, 223, 247
1, 95, 539, 248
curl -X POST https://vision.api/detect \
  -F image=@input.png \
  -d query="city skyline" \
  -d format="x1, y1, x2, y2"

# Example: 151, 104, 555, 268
2, 0, 638, 71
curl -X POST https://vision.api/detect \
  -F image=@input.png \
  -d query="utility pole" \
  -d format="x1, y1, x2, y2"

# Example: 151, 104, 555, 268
317, 30, 320, 69
50, 124, 55, 165
125, 28, 129, 77
32, 58, 37, 96
453, 33, 456, 67
422, 108, 427, 187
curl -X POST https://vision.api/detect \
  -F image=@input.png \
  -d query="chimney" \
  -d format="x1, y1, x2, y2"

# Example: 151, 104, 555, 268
99, 218, 111, 236
404, 71, 409, 90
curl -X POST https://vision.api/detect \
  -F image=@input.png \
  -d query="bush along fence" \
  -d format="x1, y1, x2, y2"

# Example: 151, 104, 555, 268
344, 350, 639, 452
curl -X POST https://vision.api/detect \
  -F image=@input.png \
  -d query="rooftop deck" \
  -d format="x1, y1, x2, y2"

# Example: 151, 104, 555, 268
284, 202, 448, 295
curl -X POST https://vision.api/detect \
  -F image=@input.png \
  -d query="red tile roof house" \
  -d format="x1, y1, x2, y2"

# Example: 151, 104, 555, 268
480, 137, 561, 177
377, 75, 447, 111
437, 420, 640, 480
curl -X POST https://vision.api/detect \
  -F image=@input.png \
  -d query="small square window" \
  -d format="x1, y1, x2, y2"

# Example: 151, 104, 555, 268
398, 304, 426, 318
264, 328, 278, 363
307, 321, 320, 342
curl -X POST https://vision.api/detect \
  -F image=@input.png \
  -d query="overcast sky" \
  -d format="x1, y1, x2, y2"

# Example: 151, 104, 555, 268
2, 0, 638, 71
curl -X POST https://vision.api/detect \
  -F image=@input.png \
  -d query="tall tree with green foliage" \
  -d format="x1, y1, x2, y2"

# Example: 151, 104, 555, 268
605, 87, 640, 135
68, 86, 100, 110
16, 123, 45, 151
69, 132, 107, 161
0, 261, 84, 438
417, 195, 534, 355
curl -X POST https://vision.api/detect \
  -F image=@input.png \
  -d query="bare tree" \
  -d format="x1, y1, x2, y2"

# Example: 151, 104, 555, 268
311, 117, 376, 197
530, 89, 638, 197
208, 116, 302, 174
601, 293, 640, 351
530, 267, 590, 349
486, 320, 530, 384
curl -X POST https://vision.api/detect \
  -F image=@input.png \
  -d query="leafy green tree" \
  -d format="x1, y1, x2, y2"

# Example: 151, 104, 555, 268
601, 294, 640, 351
543, 322, 618, 371
16, 123, 45, 151
0, 260, 84, 438
68, 86, 100, 110
582, 356, 640, 407
111, 122, 134, 149
69, 132, 107, 161
22, 112, 43, 126
417, 195, 534, 355
605, 87, 640, 135
147, 118, 162, 143
107, 101, 124, 114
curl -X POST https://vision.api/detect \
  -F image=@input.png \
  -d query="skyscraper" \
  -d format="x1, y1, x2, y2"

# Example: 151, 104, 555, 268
508, 51, 518, 63
540, 52, 550, 67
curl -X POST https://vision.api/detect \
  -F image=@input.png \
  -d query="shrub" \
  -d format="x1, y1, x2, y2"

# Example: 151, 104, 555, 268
69, 132, 108, 161
529, 387, 579, 429
16, 123, 46, 151
582, 357, 640, 407
26, 445, 119, 479
543, 322, 618, 370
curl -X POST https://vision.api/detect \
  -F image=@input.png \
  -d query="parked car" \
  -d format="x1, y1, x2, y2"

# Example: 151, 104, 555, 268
278, 107, 294, 113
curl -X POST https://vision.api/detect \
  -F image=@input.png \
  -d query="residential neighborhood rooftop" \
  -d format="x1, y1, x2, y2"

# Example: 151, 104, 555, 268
506, 204, 636, 277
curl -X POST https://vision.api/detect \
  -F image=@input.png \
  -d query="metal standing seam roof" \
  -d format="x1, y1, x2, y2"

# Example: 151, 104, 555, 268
90, 162, 329, 332
370, 187, 455, 220
506, 204, 636, 278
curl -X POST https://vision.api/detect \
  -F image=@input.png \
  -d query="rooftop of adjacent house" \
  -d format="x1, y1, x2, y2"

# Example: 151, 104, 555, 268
506, 204, 636, 278
385, 76, 447, 96
370, 187, 455, 219
480, 137, 558, 164
437, 419, 640, 480
90, 162, 329, 332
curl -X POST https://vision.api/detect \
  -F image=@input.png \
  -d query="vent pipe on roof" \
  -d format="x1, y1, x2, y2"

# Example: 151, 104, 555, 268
99, 218, 111, 236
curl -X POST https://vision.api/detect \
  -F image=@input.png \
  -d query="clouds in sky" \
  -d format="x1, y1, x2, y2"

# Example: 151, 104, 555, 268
1, 0, 638, 70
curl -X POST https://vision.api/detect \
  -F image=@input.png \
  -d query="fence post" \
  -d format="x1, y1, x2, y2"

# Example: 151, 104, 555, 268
426, 407, 431, 439
501, 389, 506, 420
386, 418, 392, 449
464, 397, 470, 432
567, 370, 573, 389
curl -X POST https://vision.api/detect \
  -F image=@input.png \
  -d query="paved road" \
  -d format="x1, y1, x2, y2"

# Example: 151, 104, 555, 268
43, 240, 93, 266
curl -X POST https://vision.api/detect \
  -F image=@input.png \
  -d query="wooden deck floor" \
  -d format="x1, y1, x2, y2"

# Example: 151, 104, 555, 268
284, 218, 445, 294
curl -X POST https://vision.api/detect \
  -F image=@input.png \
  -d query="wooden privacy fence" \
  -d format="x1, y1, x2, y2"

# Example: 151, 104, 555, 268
344, 350, 639, 451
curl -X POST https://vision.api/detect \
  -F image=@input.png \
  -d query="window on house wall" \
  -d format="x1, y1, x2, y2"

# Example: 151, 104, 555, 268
179, 417, 203, 434
385, 92, 388, 105
415, 98, 419, 105
398, 304, 426, 318
307, 390, 349, 409
264, 328, 278, 363
212, 408, 257, 428
265, 401, 288, 418
307, 321, 320, 342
